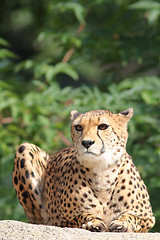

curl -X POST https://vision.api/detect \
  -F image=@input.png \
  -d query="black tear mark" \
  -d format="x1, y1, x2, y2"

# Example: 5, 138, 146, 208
97, 130, 105, 153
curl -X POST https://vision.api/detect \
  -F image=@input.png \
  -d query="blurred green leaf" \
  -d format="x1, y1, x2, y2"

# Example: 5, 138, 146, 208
147, 9, 160, 24
129, 0, 160, 24
52, 2, 86, 23
0, 49, 17, 59
129, 1, 160, 10
0, 38, 9, 47
45, 62, 79, 82
15, 60, 34, 72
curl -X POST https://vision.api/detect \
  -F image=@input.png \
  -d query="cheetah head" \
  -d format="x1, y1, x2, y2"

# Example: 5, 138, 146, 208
70, 108, 133, 170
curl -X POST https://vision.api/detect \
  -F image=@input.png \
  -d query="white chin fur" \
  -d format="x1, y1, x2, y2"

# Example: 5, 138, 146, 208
77, 148, 123, 171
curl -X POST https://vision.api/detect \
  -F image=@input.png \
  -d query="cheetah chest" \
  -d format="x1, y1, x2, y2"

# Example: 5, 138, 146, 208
88, 167, 119, 203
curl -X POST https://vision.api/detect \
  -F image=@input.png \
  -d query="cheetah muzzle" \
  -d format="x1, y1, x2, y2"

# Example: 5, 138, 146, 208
13, 108, 155, 232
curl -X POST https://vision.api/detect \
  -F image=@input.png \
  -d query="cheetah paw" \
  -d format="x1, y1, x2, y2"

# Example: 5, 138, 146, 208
82, 220, 106, 232
109, 220, 131, 232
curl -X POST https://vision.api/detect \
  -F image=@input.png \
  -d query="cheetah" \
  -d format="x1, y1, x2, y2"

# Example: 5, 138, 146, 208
13, 108, 155, 232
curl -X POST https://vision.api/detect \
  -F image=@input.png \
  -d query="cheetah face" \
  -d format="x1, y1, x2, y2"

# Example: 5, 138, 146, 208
70, 108, 133, 170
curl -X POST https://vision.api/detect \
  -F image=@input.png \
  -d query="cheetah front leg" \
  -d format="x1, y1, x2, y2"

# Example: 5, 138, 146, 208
109, 213, 155, 233
72, 213, 107, 232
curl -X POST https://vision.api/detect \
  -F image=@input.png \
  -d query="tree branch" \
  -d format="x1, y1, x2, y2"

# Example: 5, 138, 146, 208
62, 22, 85, 63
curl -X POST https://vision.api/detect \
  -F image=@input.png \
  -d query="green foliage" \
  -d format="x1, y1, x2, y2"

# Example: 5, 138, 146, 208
0, 0, 160, 232
129, 1, 160, 24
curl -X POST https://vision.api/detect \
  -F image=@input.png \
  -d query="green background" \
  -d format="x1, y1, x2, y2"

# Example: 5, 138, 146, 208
0, 0, 160, 232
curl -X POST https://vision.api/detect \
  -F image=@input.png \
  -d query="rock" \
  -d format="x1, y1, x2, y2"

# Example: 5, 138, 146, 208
0, 220, 159, 240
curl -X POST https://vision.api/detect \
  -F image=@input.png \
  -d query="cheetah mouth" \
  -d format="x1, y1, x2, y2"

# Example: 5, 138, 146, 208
83, 150, 101, 157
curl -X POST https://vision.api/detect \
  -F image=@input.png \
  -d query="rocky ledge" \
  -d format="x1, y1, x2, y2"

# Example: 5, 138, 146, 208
0, 220, 159, 240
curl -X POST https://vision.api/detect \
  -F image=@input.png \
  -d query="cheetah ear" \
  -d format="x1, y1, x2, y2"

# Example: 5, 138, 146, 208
119, 108, 134, 121
70, 110, 80, 121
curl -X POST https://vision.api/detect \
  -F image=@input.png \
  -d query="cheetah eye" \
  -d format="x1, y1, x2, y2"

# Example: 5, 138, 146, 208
98, 124, 109, 130
74, 125, 83, 132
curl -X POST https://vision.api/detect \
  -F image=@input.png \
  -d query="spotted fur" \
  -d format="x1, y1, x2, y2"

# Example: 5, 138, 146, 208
13, 108, 155, 232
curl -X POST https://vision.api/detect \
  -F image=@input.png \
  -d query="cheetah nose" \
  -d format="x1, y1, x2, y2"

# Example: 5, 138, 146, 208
82, 140, 95, 149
